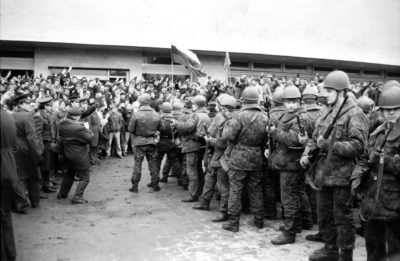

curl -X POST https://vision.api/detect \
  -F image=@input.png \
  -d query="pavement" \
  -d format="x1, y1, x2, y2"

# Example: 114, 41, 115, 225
13, 155, 367, 261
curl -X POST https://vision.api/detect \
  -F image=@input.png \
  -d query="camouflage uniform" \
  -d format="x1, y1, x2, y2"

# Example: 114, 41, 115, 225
176, 108, 192, 189
303, 98, 369, 255
263, 105, 286, 219
222, 104, 269, 224
128, 105, 161, 189
270, 106, 312, 237
352, 120, 400, 261
174, 107, 211, 199
158, 113, 181, 184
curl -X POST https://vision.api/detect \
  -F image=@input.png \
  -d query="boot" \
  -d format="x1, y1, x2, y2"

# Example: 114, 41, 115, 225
147, 182, 153, 188
254, 217, 264, 229
271, 233, 295, 245
192, 199, 210, 210
222, 215, 239, 233
338, 249, 353, 261
159, 176, 168, 183
181, 197, 198, 203
279, 225, 301, 233
212, 212, 229, 222
306, 232, 324, 243
309, 246, 339, 261
129, 184, 138, 193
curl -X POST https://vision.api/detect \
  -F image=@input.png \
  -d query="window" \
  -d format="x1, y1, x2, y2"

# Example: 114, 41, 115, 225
48, 67, 129, 81
340, 68, 360, 77
143, 56, 179, 65
314, 66, 333, 72
285, 64, 308, 71
253, 62, 281, 71
387, 71, 400, 78
231, 61, 250, 69
363, 70, 381, 78
0, 50, 34, 58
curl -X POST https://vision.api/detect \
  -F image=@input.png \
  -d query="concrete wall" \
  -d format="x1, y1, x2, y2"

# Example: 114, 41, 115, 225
34, 47, 143, 78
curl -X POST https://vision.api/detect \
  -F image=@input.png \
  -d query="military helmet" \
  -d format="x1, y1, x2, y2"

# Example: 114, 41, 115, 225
161, 102, 173, 113
219, 94, 236, 108
216, 93, 230, 104
282, 85, 301, 100
242, 86, 259, 103
381, 80, 400, 92
272, 89, 284, 104
138, 93, 151, 105
192, 95, 207, 107
379, 86, 400, 109
323, 70, 350, 91
302, 86, 318, 99
172, 101, 183, 111
356, 96, 374, 113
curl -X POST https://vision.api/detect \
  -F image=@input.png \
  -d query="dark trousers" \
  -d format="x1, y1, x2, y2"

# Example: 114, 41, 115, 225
365, 219, 400, 261
14, 177, 41, 209
317, 186, 355, 251
185, 151, 205, 199
227, 169, 264, 219
1, 209, 16, 261
216, 167, 229, 213
158, 149, 181, 182
199, 167, 217, 203
280, 170, 304, 236
131, 145, 159, 186
59, 169, 90, 200
263, 168, 279, 218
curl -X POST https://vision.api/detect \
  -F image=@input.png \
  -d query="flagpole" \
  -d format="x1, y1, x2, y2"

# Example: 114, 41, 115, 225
171, 46, 175, 102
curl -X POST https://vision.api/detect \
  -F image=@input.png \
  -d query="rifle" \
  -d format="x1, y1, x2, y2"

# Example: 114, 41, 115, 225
306, 94, 350, 190
216, 98, 229, 121
265, 99, 272, 158
203, 125, 211, 138
347, 121, 394, 209
296, 115, 305, 136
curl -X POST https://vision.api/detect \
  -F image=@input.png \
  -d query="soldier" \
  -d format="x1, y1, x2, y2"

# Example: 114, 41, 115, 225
221, 87, 269, 232
269, 85, 312, 245
263, 88, 285, 220
177, 99, 193, 190
351, 85, 400, 261
58, 107, 93, 204
192, 94, 234, 212
158, 102, 181, 185
128, 93, 161, 193
300, 71, 369, 261
172, 95, 211, 202
35, 96, 58, 195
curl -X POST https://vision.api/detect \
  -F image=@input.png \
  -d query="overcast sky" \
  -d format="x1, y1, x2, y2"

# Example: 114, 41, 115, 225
1, 0, 399, 65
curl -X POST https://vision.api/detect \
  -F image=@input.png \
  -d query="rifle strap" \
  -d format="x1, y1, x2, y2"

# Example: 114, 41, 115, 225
325, 126, 337, 165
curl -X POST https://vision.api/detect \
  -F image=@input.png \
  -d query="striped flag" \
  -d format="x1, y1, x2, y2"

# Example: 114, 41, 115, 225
171, 45, 206, 77
224, 51, 231, 69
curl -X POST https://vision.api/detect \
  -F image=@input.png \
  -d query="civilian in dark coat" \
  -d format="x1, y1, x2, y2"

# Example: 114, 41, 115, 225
1, 109, 18, 261
87, 99, 102, 164
58, 107, 93, 204
11, 95, 43, 210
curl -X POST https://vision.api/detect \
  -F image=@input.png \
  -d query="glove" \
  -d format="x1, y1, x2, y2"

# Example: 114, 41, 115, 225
298, 133, 309, 145
369, 151, 380, 163
269, 124, 276, 135
317, 135, 330, 151
351, 179, 361, 196
300, 156, 310, 169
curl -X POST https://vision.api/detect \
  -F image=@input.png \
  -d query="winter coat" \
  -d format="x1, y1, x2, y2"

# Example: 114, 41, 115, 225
208, 112, 229, 168
128, 105, 161, 147
59, 119, 92, 170
88, 110, 102, 146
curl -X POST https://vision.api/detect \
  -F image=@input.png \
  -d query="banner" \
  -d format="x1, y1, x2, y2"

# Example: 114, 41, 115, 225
171, 45, 206, 77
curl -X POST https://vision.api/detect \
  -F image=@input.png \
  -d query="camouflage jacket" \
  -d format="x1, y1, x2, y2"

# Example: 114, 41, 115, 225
222, 104, 269, 171
303, 98, 369, 187
175, 107, 211, 153
269, 106, 286, 125
158, 113, 178, 152
352, 120, 400, 220
208, 112, 229, 168
304, 103, 324, 138
128, 105, 161, 147
270, 106, 311, 171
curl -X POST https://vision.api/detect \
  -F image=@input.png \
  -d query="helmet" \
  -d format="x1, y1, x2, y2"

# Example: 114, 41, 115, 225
219, 95, 236, 108
161, 102, 173, 113
302, 86, 318, 99
172, 101, 183, 111
282, 86, 301, 99
216, 94, 230, 104
323, 70, 350, 91
272, 89, 284, 104
381, 80, 400, 92
357, 96, 374, 113
242, 87, 259, 103
192, 95, 207, 107
379, 86, 400, 109
183, 98, 192, 109
138, 93, 151, 105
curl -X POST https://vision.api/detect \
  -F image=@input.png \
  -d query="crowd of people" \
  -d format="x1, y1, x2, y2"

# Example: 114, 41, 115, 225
1, 68, 399, 261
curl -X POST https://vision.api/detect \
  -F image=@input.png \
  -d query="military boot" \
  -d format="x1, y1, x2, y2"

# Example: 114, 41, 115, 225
159, 176, 168, 183
192, 198, 210, 210
254, 217, 264, 229
212, 212, 229, 222
305, 232, 324, 243
222, 215, 240, 233
309, 246, 339, 261
338, 249, 353, 261
271, 232, 295, 245
129, 184, 138, 193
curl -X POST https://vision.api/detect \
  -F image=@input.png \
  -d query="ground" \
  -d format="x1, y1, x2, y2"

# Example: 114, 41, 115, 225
14, 156, 367, 261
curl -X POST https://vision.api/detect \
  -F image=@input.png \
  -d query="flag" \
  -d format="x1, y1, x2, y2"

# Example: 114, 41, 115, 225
224, 51, 231, 69
171, 45, 206, 77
